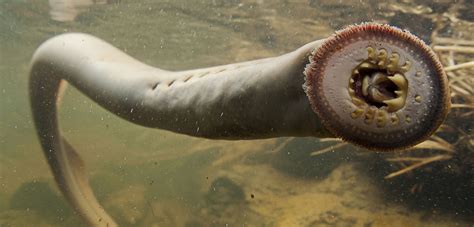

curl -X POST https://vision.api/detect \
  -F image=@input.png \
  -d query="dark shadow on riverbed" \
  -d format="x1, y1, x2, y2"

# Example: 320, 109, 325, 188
8, 181, 73, 223
271, 138, 358, 180
360, 153, 474, 221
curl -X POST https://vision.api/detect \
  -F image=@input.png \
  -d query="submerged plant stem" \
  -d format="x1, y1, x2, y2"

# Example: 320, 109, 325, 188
385, 154, 452, 179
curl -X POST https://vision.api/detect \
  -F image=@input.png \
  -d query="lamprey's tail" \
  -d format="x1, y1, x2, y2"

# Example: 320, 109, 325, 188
29, 34, 122, 226
29, 24, 450, 226
29, 33, 326, 226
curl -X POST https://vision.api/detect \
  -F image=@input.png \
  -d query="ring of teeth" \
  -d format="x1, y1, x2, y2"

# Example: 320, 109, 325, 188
348, 47, 412, 128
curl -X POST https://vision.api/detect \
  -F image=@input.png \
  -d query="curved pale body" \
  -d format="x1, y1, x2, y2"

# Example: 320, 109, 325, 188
29, 23, 450, 226
29, 33, 330, 226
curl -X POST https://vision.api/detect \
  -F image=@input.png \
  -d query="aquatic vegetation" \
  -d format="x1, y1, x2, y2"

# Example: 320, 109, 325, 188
28, 23, 450, 225
384, 16, 474, 180
271, 138, 350, 179
0, 0, 471, 226
304, 5, 473, 215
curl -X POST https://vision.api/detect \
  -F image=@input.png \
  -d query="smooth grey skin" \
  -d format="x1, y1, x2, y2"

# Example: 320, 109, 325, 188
29, 33, 331, 226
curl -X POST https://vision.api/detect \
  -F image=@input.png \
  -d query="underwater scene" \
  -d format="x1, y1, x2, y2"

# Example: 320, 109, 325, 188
0, 0, 473, 226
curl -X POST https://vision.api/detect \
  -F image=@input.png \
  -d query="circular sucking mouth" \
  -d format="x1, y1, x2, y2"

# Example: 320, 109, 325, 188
304, 23, 450, 151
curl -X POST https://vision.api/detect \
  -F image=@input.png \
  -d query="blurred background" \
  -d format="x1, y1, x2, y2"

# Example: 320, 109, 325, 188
0, 0, 472, 226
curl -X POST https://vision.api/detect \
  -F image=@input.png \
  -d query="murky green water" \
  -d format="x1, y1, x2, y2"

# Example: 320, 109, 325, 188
1, 0, 473, 226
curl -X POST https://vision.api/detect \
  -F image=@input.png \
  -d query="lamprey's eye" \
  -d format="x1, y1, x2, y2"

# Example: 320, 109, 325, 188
304, 23, 450, 151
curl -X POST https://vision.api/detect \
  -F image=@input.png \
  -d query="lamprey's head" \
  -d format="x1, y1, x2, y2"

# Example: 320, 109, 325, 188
304, 23, 450, 151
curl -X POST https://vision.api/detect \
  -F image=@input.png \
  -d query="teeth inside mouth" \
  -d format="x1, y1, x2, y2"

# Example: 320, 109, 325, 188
348, 47, 410, 127
304, 23, 449, 150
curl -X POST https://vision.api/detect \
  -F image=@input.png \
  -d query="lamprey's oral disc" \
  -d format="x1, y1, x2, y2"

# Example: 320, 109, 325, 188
304, 23, 450, 151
